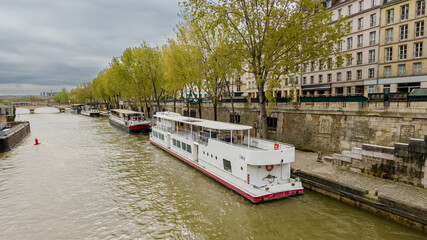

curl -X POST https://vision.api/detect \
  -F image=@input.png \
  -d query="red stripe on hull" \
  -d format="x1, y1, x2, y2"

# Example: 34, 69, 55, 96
129, 124, 150, 130
150, 139, 303, 203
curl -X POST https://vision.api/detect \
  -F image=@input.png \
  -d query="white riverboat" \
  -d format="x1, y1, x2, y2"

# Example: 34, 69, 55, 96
81, 105, 100, 117
150, 112, 303, 203
109, 109, 151, 134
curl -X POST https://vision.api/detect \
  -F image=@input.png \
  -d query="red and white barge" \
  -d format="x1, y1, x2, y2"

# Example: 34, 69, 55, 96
109, 109, 150, 134
150, 112, 303, 203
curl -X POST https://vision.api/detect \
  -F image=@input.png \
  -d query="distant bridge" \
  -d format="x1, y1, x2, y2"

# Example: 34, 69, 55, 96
14, 102, 71, 113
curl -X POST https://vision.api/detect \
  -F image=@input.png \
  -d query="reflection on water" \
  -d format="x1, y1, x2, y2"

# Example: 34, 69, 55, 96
0, 113, 425, 239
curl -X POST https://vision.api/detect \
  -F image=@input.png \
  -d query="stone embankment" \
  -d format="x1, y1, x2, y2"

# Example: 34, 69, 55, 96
292, 150, 427, 233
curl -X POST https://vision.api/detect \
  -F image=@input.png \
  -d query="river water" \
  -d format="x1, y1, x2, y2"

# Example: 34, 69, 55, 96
0, 108, 425, 239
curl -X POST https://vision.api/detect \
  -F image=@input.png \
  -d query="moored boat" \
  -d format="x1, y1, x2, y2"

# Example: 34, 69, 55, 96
81, 105, 100, 117
70, 104, 84, 114
109, 109, 150, 134
150, 112, 303, 203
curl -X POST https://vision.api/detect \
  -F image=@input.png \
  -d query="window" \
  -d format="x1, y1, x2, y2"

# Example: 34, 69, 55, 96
387, 9, 394, 24
302, 64, 307, 72
370, 14, 376, 27
182, 142, 187, 151
326, 0, 332, 8
384, 66, 391, 77
415, 42, 423, 58
348, 5, 353, 15
357, 70, 362, 79
229, 112, 240, 123
369, 31, 376, 45
368, 85, 375, 94
357, 52, 363, 64
187, 144, 191, 153
413, 63, 422, 75
173, 138, 176, 146
398, 64, 406, 76
310, 76, 314, 84
358, 18, 364, 30
347, 37, 353, 50
223, 159, 232, 172
295, 76, 299, 85
177, 140, 181, 148
319, 60, 323, 70
401, 5, 409, 20
327, 73, 332, 82
338, 40, 343, 51
319, 75, 323, 83
347, 71, 352, 81
386, 28, 393, 43
416, 21, 424, 37
400, 25, 408, 40
337, 72, 342, 81
416, 0, 425, 16
359, 0, 364, 11
384, 84, 391, 94
328, 58, 332, 69
369, 50, 375, 63
267, 116, 277, 129
369, 68, 375, 78
338, 9, 342, 18
347, 55, 353, 65
310, 61, 315, 71
385, 47, 393, 62
371, 0, 376, 7
399, 45, 407, 60
303, 77, 307, 84
357, 35, 363, 47
349, 21, 353, 32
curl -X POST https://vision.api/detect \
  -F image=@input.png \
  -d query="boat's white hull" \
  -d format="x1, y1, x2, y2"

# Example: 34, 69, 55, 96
150, 128, 303, 203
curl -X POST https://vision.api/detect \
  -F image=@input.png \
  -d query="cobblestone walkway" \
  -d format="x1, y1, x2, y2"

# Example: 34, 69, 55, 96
293, 150, 427, 210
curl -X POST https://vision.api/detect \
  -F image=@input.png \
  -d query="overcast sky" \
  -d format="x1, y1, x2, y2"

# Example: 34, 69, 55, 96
0, 0, 181, 95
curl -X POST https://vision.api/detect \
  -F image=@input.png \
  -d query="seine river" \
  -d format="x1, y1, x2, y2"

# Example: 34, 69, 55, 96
0, 108, 425, 239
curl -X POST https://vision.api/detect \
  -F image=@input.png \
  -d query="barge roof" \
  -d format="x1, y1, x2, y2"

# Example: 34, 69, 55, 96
110, 109, 143, 114
155, 112, 252, 131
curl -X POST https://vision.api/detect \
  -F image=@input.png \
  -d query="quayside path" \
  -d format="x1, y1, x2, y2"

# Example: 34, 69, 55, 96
293, 150, 427, 232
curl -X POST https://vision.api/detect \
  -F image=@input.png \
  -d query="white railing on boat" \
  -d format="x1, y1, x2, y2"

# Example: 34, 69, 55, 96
153, 124, 294, 151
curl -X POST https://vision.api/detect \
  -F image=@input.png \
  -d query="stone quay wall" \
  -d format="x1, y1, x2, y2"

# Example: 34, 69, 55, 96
328, 136, 427, 188
161, 102, 427, 154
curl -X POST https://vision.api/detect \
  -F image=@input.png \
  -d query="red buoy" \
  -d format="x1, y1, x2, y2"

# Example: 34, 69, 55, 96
35, 138, 39, 145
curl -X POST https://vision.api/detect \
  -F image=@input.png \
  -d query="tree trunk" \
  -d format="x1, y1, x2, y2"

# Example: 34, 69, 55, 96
258, 83, 268, 139
173, 97, 176, 112
213, 98, 218, 121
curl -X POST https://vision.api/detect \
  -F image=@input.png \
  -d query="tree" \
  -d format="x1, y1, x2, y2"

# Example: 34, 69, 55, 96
183, 0, 348, 138
54, 88, 69, 103
132, 43, 166, 112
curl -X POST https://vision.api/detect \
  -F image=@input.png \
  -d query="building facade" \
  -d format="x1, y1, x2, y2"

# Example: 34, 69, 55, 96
373, 0, 427, 93
301, 0, 382, 97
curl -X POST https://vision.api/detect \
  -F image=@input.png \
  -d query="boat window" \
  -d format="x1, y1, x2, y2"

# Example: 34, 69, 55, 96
203, 151, 205, 154
173, 139, 176, 146
177, 140, 181, 148
223, 159, 232, 173
182, 142, 186, 150
215, 156, 217, 160
187, 144, 191, 153
211, 154, 213, 158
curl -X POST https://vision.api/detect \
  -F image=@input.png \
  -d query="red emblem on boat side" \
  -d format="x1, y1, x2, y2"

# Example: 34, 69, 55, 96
274, 143, 279, 150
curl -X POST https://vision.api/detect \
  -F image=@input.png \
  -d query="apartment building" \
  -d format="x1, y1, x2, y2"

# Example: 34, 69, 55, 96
244, 72, 300, 100
301, 0, 382, 96
373, 0, 427, 93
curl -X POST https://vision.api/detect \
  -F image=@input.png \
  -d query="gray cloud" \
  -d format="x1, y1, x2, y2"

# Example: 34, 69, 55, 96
0, 0, 181, 95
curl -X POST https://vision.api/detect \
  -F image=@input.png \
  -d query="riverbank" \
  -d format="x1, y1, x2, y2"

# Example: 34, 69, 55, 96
0, 121, 31, 153
292, 150, 427, 233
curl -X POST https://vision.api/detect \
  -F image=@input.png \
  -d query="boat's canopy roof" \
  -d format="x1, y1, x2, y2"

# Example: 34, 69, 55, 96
111, 109, 143, 115
155, 112, 252, 131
